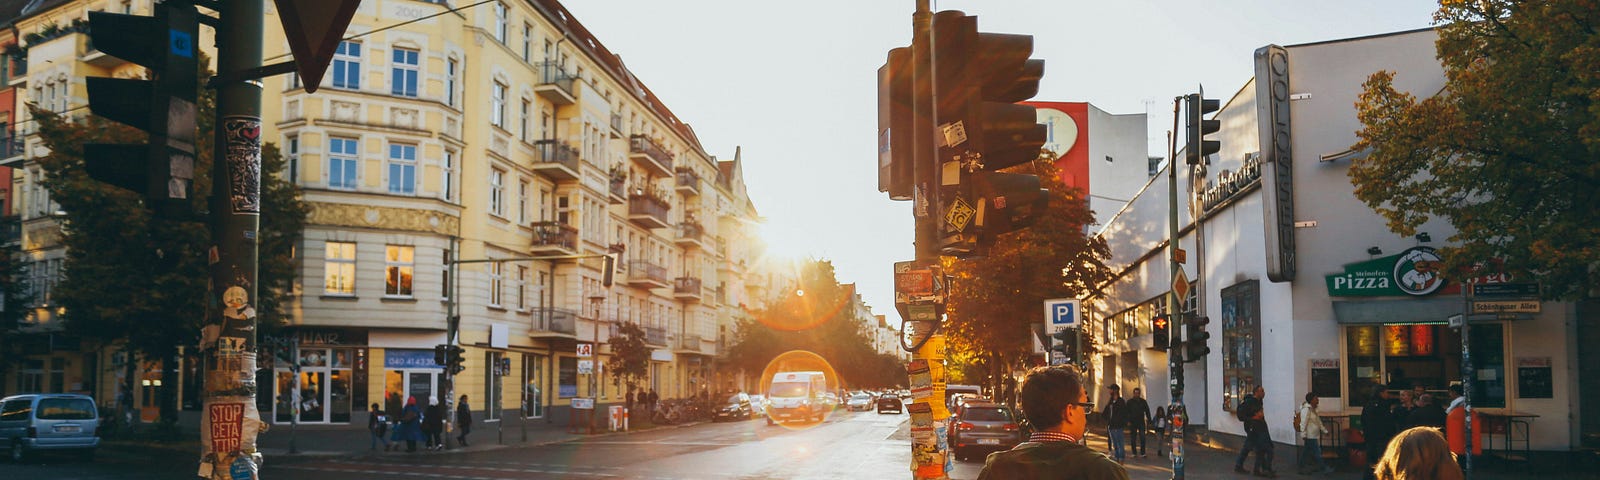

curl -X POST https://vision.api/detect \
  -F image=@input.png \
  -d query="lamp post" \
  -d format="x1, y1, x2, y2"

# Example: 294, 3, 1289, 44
589, 294, 607, 434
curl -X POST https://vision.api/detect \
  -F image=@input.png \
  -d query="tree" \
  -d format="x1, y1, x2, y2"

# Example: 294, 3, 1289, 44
724, 259, 904, 389
0, 232, 32, 375
608, 321, 651, 399
29, 55, 307, 425
943, 155, 1113, 387
1350, 0, 1600, 300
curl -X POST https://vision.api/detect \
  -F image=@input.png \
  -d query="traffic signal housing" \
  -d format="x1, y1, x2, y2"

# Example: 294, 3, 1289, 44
1152, 314, 1170, 350
1184, 93, 1220, 165
929, 10, 1048, 256
83, 2, 200, 218
877, 46, 913, 200
446, 345, 467, 375
601, 254, 618, 287
1184, 315, 1211, 362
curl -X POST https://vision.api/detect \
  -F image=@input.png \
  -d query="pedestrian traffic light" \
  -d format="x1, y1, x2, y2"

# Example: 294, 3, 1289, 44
83, 2, 199, 219
1152, 314, 1170, 349
1184, 92, 1220, 165
1184, 315, 1211, 362
929, 10, 1047, 256
877, 46, 913, 201
446, 345, 467, 375
434, 344, 449, 366
1050, 329, 1077, 364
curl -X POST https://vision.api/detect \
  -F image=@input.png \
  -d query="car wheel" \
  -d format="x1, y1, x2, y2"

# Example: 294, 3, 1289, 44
9, 442, 23, 463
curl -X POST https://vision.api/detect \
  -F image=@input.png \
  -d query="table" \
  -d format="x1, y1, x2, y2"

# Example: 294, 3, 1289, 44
1477, 410, 1538, 463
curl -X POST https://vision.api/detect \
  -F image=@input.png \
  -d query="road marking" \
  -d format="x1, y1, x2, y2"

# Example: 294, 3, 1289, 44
568, 440, 738, 447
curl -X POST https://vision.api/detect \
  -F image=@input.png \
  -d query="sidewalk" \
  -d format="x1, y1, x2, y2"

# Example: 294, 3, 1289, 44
255, 414, 676, 459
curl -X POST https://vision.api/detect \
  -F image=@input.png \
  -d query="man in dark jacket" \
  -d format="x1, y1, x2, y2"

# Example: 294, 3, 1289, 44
455, 394, 473, 447
1103, 385, 1127, 463
1407, 393, 1446, 428
977, 366, 1129, 480
1234, 385, 1276, 477
1126, 387, 1152, 457
1361, 388, 1398, 480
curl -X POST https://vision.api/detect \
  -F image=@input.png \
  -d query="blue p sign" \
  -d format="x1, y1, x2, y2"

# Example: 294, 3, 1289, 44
1044, 298, 1079, 332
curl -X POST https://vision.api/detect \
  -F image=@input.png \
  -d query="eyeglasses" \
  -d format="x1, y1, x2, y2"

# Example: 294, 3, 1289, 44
1070, 402, 1095, 410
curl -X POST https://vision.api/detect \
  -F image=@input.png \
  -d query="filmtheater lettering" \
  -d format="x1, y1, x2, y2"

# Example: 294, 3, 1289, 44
1201, 152, 1263, 212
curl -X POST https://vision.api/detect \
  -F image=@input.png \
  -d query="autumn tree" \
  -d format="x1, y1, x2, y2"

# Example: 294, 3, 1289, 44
608, 321, 652, 400
1350, 0, 1599, 299
724, 259, 904, 389
943, 155, 1113, 393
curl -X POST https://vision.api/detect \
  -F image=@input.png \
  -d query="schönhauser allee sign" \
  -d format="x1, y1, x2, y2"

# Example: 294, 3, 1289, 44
1326, 247, 1446, 297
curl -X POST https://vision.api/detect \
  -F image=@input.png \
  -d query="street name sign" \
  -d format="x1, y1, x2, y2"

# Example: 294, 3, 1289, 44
1472, 300, 1540, 314
1470, 283, 1539, 298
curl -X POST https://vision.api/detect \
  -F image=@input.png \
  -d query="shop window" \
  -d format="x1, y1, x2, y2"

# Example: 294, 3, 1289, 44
1220, 280, 1261, 413
523, 354, 546, 418
558, 356, 577, 398
484, 351, 504, 421
1344, 323, 1504, 408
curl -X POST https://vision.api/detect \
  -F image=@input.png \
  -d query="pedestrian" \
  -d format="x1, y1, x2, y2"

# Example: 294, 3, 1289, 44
1374, 427, 1464, 480
1407, 393, 1446, 429
1298, 393, 1334, 474
1234, 385, 1276, 478
368, 402, 390, 451
1394, 390, 1416, 430
626, 388, 636, 415
976, 365, 1129, 480
1103, 385, 1127, 463
456, 394, 473, 447
1153, 406, 1168, 458
396, 396, 425, 452
1443, 384, 1481, 463
1126, 387, 1151, 458
423, 396, 445, 450
1362, 387, 1399, 479
648, 389, 659, 416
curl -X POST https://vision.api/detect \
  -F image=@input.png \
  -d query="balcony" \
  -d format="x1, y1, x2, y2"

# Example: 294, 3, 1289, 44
625, 260, 670, 289
645, 326, 669, 347
673, 277, 703, 303
627, 192, 671, 229
675, 221, 707, 250
529, 221, 578, 255
674, 169, 701, 196
608, 175, 627, 205
609, 114, 625, 138
1, 134, 23, 167
628, 135, 674, 177
675, 334, 705, 355
531, 140, 580, 180
535, 61, 577, 105
529, 308, 579, 338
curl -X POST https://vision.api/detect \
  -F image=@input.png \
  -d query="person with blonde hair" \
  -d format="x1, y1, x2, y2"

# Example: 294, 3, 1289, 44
1374, 427, 1463, 480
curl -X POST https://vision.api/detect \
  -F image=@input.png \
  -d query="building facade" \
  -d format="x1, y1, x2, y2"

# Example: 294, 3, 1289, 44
1085, 28, 1596, 452
1028, 101, 1151, 230
1, 0, 771, 428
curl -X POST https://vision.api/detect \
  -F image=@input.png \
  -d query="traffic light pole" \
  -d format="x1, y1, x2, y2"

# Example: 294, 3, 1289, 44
1167, 97, 1187, 480
201, 0, 265, 478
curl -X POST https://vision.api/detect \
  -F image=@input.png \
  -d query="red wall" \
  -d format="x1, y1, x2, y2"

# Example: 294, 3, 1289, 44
1026, 101, 1090, 195
0, 71, 13, 217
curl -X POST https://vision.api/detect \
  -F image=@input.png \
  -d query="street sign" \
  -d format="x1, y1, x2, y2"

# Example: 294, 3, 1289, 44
1448, 314, 1464, 328
1470, 282, 1539, 298
274, 0, 361, 93
945, 195, 975, 232
1173, 269, 1191, 301
576, 343, 593, 358
1174, 248, 1187, 265
572, 398, 594, 410
1044, 298, 1079, 333
577, 360, 594, 374
907, 303, 939, 322
1472, 300, 1540, 314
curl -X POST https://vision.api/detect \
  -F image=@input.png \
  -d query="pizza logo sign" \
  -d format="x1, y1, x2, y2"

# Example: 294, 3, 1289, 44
1394, 247, 1445, 296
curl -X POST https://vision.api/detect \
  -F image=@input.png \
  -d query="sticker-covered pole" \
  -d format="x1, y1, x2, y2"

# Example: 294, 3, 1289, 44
200, 0, 266, 478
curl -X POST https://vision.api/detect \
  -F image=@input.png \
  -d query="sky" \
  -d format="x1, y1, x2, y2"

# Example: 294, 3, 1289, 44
559, 0, 1442, 321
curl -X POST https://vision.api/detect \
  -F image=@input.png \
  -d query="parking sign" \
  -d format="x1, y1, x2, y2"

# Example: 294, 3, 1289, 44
1044, 298, 1079, 333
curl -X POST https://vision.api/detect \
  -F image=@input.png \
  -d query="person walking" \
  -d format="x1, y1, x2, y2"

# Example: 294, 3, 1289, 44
1235, 385, 1277, 477
1153, 406, 1168, 458
1443, 384, 1481, 465
368, 402, 390, 451
976, 365, 1129, 480
1407, 393, 1446, 429
1298, 393, 1334, 474
395, 396, 425, 452
1374, 427, 1464, 480
455, 394, 473, 447
423, 397, 446, 451
1362, 388, 1399, 479
1126, 387, 1152, 458
1103, 385, 1127, 463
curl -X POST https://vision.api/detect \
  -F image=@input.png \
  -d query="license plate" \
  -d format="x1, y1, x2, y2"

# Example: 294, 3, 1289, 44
977, 438, 1000, 445
54, 425, 81, 433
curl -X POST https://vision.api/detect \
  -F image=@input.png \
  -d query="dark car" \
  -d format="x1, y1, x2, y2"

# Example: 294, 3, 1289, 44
876, 394, 902, 414
713, 392, 753, 422
947, 402, 1022, 461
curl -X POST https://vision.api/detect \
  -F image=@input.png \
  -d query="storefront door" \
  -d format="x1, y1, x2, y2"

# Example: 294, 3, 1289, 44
384, 370, 439, 414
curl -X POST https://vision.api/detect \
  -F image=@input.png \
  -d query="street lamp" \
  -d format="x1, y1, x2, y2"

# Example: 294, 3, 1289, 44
589, 293, 607, 434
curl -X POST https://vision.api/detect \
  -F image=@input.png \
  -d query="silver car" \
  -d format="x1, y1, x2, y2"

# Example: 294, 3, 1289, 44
1, 393, 101, 462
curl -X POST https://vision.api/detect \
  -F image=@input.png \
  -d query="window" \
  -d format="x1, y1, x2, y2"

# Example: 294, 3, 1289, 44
332, 41, 361, 90
442, 150, 456, 201
539, 188, 551, 221
484, 351, 504, 420
522, 354, 545, 418
1220, 280, 1260, 412
390, 48, 419, 97
517, 181, 529, 224
387, 143, 417, 194
491, 82, 507, 128
556, 195, 571, 225
442, 248, 452, 300
488, 262, 503, 307
328, 137, 359, 190
285, 135, 300, 183
515, 265, 529, 311
493, 2, 508, 43
541, 109, 552, 139
324, 241, 357, 295
384, 245, 414, 297
489, 169, 505, 216
522, 22, 532, 62
558, 357, 576, 398
519, 99, 530, 141
446, 58, 458, 107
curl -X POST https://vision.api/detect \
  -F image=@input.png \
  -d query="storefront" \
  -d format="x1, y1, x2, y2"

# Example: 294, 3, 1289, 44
263, 329, 369, 425
381, 348, 443, 416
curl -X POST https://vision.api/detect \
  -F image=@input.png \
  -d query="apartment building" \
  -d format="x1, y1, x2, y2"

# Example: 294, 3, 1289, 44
0, 0, 770, 427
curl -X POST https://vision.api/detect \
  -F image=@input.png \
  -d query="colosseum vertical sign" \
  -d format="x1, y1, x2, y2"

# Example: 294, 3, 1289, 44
1254, 45, 1296, 282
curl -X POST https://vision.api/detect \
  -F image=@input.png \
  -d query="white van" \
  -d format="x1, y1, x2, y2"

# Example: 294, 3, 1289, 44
766, 371, 827, 425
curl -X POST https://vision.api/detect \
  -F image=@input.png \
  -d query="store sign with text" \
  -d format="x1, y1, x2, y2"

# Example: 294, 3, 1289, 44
1325, 247, 1447, 297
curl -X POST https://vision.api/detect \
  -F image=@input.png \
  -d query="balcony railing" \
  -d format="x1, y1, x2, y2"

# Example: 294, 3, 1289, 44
626, 260, 669, 288
535, 61, 577, 105
1, 215, 19, 247
675, 221, 705, 248
1, 134, 22, 163
674, 277, 702, 302
675, 169, 700, 195
530, 221, 578, 254
531, 139, 580, 180
645, 326, 668, 346
531, 307, 579, 336
628, 135, 673, 176
677, 334, 704, 353
627, 192, 671, 229
608, 176, 627, 204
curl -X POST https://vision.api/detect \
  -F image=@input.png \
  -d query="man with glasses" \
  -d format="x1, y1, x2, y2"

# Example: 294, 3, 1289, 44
978, 366, 1129, 480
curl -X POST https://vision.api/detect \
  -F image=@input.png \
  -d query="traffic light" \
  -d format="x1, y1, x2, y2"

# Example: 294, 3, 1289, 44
83, 2, 200, 218
446, 345, 467, 375
1184, 92, 1220, 165
929, 10, 1048, 256
434, 344, 449, 366
1184, 315, 1211, 362
601, 254, 617, 287
877, 46, 913, 200
1050, 329, 1077, 365
1152, 314, 1170, 349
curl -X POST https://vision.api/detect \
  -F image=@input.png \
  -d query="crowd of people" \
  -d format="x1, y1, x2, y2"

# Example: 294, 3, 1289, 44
367, 394, 475, 453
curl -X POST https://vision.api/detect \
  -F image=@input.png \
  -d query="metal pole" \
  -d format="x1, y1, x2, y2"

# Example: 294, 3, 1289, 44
1167, 98, 1187, 480
1461, 286, 1474, 478
445, 238, 460, 449
200, 0, 265, 477
911, 0, 935, 262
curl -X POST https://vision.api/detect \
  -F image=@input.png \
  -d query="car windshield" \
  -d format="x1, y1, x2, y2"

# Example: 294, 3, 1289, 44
851, 395, 871, 401
37, 398, 96, 420
963, 408, 1012, 422
769, 383, 808, 398
727, 394, 745, 404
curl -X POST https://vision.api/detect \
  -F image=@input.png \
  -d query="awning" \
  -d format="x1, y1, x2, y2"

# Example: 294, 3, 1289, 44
1331, 298, 1529, 324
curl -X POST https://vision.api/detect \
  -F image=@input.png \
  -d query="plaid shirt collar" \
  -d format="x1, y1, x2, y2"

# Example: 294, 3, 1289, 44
1028, 431, 1080, 444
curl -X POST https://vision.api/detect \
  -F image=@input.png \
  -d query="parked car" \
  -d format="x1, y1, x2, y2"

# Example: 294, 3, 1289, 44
748, 394, 768, 417
0, 393, 100, 462
845, 394, 874, 412
822, 392, 840, 411
947, 402, 1022, 461
876, 394, 903, 414
713, 392, 754, 422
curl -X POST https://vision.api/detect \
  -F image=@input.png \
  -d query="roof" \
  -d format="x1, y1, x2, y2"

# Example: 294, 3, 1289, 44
12, 0, 69, 26
0, 0, 32, 27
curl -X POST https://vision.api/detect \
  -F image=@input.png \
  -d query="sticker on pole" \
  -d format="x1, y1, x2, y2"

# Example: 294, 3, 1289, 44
944, 196, 975, 233
1044, 298, 1079, 333
209, 402, 245, 454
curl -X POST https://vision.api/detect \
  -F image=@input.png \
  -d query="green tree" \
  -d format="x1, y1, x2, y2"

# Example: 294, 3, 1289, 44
29, 56, 307, 425
0, 230, 32, 375
943, 155, 1113, 389
608, 321, 651, 400
1350, 0, 1600, 300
